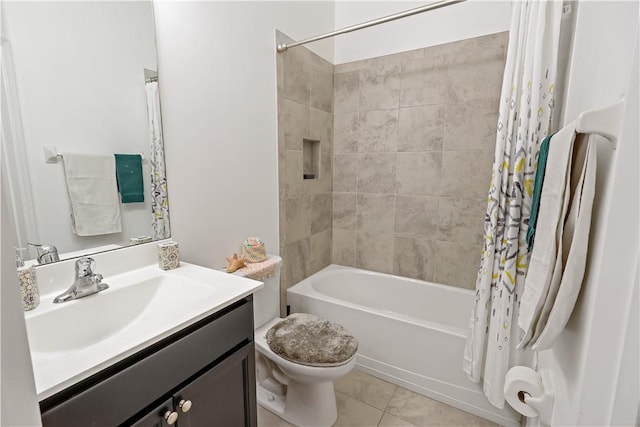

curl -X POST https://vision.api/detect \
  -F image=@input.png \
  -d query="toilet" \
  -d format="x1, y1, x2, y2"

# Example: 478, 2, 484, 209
251, 256, 356, 427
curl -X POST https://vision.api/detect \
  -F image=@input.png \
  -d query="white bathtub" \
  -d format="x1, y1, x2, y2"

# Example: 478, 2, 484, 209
287, 265, 520, 426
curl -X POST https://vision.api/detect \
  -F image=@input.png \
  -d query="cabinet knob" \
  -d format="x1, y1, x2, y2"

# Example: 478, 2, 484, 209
164, 410, 179, 425
179, 399, 193, 413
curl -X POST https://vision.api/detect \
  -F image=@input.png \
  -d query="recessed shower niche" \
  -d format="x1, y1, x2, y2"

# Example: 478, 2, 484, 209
302, 139, 320, 180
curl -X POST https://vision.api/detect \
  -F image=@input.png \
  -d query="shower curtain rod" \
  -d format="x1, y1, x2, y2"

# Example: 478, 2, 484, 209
276, 0, 467, 53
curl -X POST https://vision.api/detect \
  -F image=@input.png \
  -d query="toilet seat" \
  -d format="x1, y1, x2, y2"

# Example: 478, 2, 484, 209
266, 313, 358, 367
255, 318, 356, 372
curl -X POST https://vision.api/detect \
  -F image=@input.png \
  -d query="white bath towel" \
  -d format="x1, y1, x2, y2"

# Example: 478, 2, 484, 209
63, 153, 122, 236
517, 122, 597, 350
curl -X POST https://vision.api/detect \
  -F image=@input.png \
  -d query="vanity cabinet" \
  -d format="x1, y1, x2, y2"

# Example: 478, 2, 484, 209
39, 297, 257, 427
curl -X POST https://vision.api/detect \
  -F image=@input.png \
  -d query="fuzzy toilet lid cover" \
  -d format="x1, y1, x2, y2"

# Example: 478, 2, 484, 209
266, 313, 358, 367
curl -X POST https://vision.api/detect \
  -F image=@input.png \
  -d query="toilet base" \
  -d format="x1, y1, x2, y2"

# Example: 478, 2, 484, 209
257, 379, 338, 427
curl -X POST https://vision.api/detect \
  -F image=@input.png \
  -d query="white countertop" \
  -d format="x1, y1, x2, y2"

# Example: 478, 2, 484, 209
26, 262, 262, 400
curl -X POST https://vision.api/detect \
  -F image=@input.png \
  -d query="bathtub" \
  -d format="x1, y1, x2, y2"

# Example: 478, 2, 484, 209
286, 265, 521, 427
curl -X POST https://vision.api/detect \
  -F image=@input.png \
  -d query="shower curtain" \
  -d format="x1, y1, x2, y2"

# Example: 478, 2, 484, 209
463, 0, 563, 408
145, 81, 171, 240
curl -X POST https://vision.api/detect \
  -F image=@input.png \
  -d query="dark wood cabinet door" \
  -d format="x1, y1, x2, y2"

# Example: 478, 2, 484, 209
130, 399, 174, 427
174, 343, 256, 427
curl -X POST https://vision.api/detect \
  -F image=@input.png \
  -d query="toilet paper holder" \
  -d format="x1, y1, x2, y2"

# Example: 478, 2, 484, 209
505, 367, 555, 424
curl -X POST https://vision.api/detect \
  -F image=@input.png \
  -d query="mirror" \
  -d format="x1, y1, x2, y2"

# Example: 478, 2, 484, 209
1, 1, 170, 265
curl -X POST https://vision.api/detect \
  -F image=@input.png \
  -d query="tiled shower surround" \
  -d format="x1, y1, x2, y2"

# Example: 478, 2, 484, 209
331, 32, 508, 289
276, 32, 334, 313
277, 32, 508, 303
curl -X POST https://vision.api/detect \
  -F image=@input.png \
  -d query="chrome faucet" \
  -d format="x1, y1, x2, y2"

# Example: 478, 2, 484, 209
53, 257, 109, 303
28, 243, 60, 265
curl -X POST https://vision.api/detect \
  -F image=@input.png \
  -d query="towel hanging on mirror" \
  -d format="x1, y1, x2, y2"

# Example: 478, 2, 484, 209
114, 154, 144, 203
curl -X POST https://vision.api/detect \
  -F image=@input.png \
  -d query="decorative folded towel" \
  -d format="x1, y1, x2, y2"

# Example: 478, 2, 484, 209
526, 133, 554, 250
114, 154, 144, 203
236, 258, 280, 281
518, 122, 597, 350
63, 154, 122, 236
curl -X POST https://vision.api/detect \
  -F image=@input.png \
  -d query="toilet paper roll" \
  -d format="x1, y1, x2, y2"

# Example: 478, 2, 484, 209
504, 366, 544, 417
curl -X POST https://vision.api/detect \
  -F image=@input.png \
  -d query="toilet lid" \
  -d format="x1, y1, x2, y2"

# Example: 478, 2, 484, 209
266, 313, 358, 367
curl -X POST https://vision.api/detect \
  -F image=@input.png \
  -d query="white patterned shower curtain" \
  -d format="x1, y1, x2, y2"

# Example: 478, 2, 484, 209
463, 1, 563, 408
145, 81, 171, 240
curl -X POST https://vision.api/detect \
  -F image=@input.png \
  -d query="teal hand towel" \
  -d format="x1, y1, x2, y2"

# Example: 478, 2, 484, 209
114, 154, 144, 203
526, 133, 554, 250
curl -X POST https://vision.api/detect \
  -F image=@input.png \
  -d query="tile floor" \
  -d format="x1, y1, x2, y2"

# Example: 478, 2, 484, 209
257, 369, 500, 427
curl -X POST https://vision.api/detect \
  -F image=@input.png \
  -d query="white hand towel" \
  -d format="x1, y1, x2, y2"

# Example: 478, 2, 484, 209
517, 122, 577, 348
518, 122, 598, 350
531, 138, 596, 350
63, 153, 122, 236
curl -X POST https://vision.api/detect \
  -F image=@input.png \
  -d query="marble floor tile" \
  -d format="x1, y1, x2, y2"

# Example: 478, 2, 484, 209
386, 387, 498, 427
333, 391, 384, 427
378, 412, 419, 427
257, 405, 296, 427
334, 370, 397, 411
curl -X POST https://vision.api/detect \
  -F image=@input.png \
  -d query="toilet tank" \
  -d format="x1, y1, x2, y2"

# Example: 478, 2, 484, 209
252, 255, 282, 329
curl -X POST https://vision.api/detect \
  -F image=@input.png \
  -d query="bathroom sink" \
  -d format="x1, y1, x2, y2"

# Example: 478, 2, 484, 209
25, 262, 262, 400
26, 273, 218, 353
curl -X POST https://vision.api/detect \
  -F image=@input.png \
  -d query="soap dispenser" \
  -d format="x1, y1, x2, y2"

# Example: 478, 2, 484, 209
16, 248, 39, 311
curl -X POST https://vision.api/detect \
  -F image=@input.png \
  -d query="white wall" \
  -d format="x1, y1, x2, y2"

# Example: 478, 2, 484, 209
154, 1, 334, 269
0, 170, 41, 425
539, 2, 640, 425
334, 0, 512, 64
2, 1, 157, 255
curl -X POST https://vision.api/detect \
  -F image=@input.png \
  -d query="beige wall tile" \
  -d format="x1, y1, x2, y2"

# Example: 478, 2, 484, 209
440, 150, 493, 198
438, 197, 485, 245
394, 195, 438, 239
283, 48, 310, 104
310, 229, 331, 274
355, 232, 394, 274
446, 57, 504, 103
438, 32, 507, 68
334, 370, 396, 411
398, 105, 444, 152
356, 193, 396, 234
282, 238, 310, 289
310, 107, 333, 154
364, 48, 425, 70
284, 196, 310, 244
332, 229, 356, 266
399, 60, 447, 107
359, 64, 400, 111
393, 236, 436, 282
310, 60, 333, 113
335, 60, 365, 74
282, 150, 303, 198
396, 152, 441, 196
334, 153, 358, 192
443, 99, 499, 151
282, 99, 309, 151
319, 152, 333, 192
335, 71, 360, 113
310, 193, 332, 234
333, 192, 356, 230
334, 392, 384, 427
358, 109, 399, 153
357, 153, 396, 194
434, 241, 482, 289
334, 112, 359, 153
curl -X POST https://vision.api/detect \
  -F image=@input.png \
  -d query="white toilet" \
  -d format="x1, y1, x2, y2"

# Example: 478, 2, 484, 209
252, 256, 356, 427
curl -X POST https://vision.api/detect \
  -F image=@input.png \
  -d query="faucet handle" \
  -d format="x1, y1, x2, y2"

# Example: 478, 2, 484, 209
75, 257, 95, 278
